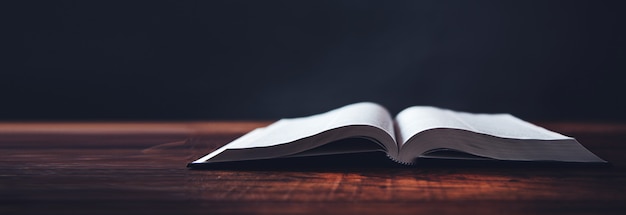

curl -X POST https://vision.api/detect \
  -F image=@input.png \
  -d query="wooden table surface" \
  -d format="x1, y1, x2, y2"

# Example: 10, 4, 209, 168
1, 121, 625, 214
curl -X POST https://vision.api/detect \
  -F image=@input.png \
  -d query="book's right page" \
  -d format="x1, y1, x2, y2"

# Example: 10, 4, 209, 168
394, 106, 606, 164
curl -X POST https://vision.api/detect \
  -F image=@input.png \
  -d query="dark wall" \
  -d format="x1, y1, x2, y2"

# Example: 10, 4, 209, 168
6, 0, 626, 121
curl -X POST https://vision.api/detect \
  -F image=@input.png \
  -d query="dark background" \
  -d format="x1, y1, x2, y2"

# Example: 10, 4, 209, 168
6, 0, 626, 121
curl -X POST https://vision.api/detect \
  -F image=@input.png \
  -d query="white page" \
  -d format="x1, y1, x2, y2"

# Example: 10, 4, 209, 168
395, 106, 570, 146
229, 102, 395, 149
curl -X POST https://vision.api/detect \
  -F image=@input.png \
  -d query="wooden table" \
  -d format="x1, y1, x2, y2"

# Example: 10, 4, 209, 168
1, 121, 625, 214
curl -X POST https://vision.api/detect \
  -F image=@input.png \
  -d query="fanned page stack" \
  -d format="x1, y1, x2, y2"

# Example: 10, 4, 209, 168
188, 102, 606, 167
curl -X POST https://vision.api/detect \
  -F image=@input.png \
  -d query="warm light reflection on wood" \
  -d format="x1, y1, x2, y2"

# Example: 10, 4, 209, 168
190, 169, 618, 202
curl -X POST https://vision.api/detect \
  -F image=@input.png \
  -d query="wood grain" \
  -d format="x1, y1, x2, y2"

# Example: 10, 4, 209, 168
1, 121, 625, 214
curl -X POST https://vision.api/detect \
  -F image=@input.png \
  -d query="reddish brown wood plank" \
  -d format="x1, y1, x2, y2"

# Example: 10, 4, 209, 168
1, 122, 624, 214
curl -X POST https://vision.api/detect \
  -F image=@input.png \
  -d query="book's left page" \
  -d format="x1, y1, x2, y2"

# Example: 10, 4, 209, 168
188, 102, 397, 166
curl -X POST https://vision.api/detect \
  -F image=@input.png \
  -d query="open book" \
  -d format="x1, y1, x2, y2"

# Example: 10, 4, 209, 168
188, 102, 606, 167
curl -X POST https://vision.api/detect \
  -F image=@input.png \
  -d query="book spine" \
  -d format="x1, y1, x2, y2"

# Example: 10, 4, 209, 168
386, 154, 414, 166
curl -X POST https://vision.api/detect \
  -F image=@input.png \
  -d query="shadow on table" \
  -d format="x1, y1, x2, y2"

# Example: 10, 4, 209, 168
187, 150, 610, 172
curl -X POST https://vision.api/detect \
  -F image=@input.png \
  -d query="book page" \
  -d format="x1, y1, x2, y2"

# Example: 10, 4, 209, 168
392, 106, 606, 164
228, 102, 395, 149
395, 106, 570, 147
